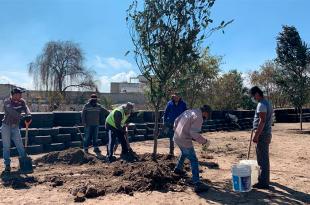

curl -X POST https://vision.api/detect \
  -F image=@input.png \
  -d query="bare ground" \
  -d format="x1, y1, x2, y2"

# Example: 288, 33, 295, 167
0, 123, 309, 205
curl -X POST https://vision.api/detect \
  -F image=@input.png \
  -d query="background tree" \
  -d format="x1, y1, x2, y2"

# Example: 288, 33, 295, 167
127, 0, 232, 156
250, 60, 287, 108
100, 96, 113, 110
250, 60, 277, 99
209, 70, 244, 110
29, 41, 97, 106
172, 48, 221, 108
275, 25, 310, 130
240, 87, 257, 110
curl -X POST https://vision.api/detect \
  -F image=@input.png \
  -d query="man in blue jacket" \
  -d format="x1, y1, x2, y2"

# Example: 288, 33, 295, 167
163, 93, 187, 156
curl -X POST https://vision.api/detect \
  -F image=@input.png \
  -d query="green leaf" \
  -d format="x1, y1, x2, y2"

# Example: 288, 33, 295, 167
124, 51, 130, 56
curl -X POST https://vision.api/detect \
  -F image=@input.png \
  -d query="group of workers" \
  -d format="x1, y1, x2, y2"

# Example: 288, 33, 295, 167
81, 93, 136, 162
1, 86, 272, 192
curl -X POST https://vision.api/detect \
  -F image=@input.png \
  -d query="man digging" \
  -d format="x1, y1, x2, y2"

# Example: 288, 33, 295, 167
1, 87, 33, 174
105, 102, 136, 163
250, 86, 273, 189
173, 105, 212, 193
81, 94, 109, 154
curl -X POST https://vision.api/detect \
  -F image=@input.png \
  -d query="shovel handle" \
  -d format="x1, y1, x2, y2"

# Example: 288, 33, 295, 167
247, 129, 254, 160
25, 120, 32, 127
125, 125, 131, 149
24, 120, 32, 147
76, 125, 84, 140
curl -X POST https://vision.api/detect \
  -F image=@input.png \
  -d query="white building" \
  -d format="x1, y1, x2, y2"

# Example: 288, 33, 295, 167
110, 75, 149, 93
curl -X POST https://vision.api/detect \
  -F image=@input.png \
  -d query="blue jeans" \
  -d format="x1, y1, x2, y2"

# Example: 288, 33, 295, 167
1, 123, 27, 166
175, 146, 200, 183
164, 123, 175, 154
83, 125, 99, 150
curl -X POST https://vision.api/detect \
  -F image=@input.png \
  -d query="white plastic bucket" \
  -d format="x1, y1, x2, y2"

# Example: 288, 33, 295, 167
239, 160, 260, 186
232, 164, 252, 192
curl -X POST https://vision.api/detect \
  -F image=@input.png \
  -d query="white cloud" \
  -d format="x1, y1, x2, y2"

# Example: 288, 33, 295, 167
0, 75, 13, 84
111, 70, 137, 82
0, 73, 33, 90
99, 75, 111, 92
95, 56, 133, 70
99, 70, 138, 93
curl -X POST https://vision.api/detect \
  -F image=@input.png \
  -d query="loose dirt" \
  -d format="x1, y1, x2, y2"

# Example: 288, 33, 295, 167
0, 123, 309, 205
34, 148, 98, 165
19, 149, 193, 202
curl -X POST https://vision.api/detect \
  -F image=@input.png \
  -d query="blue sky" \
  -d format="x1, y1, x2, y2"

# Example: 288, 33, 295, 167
0, 0, 309, 92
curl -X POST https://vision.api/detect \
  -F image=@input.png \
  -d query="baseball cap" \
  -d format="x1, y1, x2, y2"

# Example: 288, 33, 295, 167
90, 93, 97, 98
11, 87, 25, 95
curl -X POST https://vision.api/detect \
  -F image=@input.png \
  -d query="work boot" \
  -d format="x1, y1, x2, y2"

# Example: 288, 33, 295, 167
173, 168, 187, 176
4, 165, 11, 173
93, 147, 101, 153
253, 183, 270, 190
167, 153, 174, 159
194, 181, 209, 193
18, 156, 34, 174
121, 152, 135, 162
107, 156, 116, 163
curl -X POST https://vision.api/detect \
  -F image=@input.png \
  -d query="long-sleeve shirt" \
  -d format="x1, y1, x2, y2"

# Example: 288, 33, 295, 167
173, 109, 207, 148
163, 99, 187, 125
81, 102, 109, 126
2, 98, 31, 126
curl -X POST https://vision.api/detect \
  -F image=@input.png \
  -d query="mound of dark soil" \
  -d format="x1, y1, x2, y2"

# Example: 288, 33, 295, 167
34, 150, 205, 202
34, 148, 98, 165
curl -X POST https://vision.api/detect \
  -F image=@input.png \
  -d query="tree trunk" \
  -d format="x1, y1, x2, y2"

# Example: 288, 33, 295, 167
152, 107, 160, 158
300, 107, 303, 130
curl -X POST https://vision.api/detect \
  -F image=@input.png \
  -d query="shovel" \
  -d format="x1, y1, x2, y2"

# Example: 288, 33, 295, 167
76, 125, 88, 148
24, 119, 32, 147
112, 123, 134, 154
21, 118, 34, 173
247, 129, 254, 160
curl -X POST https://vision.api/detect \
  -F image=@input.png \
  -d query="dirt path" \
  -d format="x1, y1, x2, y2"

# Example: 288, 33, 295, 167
0, 123, 309, 205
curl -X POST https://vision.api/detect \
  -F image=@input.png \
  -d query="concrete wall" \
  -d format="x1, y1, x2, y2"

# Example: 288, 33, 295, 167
110, 82, 144, 93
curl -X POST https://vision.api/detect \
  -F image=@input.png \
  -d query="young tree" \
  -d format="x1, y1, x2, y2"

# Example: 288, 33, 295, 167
275, 25, 310, 130
29, 41, 97, 105
127, 0, 232, 156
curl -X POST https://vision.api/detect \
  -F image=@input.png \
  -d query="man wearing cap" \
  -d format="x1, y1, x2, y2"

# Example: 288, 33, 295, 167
163, 93, 187, 156
173, 105, 212, 193
105, 102, 135, 162
81, 94, 109, 154
1, 87, 32, 173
